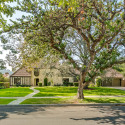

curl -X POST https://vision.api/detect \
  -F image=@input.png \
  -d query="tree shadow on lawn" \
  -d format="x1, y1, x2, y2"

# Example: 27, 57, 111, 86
35, 87, 78, 93
0, 106, 46, 121
83, 87, 125, 96
84, 98, 125, 103
70, 106, 125, 125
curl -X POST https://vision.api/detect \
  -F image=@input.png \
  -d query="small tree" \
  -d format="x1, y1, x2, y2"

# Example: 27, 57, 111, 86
44, 78, 48, 86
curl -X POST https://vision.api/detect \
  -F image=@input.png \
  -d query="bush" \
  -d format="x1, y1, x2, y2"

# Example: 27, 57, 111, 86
38, 82, 42, 87
44, 78, 48, 86
63, 82, 73, 86
0, 82, 4, 89
47, 82, 51, 86
4, 78, 9, 82
74, 82, 79, 87
63, 82, 68, 86
89, 84, 95, 87
0, 82, 10, 88
68, 82, 73, 86
4, 82, 10, 88
15, 84, 31, 87
54, 84, 62, 86
96, 77, 102, 87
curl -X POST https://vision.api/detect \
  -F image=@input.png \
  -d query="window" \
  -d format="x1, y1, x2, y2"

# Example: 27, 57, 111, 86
14, 77, 21, 84
34, 68, 39, 76
63, 78, 69, 83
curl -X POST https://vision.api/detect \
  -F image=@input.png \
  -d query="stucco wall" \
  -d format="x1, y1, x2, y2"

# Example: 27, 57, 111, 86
31, 68, 74, 86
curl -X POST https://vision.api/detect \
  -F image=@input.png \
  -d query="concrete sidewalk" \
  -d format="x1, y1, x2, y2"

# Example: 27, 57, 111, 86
1, 95, 125, 100
8, 87, 40, 105
108, 87, 125, 91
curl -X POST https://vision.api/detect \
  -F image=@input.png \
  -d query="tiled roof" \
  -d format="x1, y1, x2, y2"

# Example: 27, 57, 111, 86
103, 68, 124, 78
10, 67, 31, 77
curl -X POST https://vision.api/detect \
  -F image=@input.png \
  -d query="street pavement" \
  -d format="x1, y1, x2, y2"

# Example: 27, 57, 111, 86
0, 105, 125, 125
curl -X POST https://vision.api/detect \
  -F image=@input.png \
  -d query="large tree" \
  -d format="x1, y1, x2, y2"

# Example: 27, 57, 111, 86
0, 0, 125, 99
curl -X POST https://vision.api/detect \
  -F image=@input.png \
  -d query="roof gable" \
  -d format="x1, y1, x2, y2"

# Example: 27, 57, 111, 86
104, 68, 124, 78
11, 67, 31, 77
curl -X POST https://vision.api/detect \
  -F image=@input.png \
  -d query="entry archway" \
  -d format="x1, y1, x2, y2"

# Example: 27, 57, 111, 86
35, 78, 39, 86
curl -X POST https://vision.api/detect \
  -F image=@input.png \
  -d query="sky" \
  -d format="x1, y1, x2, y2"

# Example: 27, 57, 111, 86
0, 2, 29, 71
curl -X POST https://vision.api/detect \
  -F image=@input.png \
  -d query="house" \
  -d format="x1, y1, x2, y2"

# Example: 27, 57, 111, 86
10, 66, 125, 87
10, 67, 31, 86
0, 69, 13, 77
3, 72, 10, 78
101, 68, 125, 87
10, 66, 78, 86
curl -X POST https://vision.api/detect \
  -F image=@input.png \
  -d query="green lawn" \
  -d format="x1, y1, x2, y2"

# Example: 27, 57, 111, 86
21, 97, 125, 104
34, 87, 125, 97
21, 98, 74, 104
80, 97, 125, 103
0, 99, 16, 104
0, 87, 33, 97
84, 87, 125, 96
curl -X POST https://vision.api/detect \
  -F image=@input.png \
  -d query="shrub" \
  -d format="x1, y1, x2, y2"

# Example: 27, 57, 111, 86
54, 84, 62, 86
74, 82, 79, 87
63, 82, 68, 86
4, 78, 9, 82
4, 82, 10, 88
63, 82, 74, 86
89, 84, 95, 87
0, 82, 10, 88
44, 78, 48, 86
68, 82, 73, 86
15, 84, 31, 87
38, 82, 42, 87
96, 77, 102, 87
47, 82, 51, 86
0, 82, 4, 89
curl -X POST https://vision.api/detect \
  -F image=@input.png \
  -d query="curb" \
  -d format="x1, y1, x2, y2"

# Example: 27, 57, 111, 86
0, 103, 125, 107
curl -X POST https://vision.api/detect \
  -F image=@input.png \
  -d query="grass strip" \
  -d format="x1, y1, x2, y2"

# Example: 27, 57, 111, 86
0, 99, 16, 104
0, 87, 33, 97
21, 97, 125, 104
34, 87, 125, 97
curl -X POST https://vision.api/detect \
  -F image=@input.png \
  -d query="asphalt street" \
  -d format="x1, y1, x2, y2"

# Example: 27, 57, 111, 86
0, 105, 125, 125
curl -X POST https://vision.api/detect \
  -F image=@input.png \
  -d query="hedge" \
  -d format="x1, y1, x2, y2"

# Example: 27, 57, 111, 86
74, 82, 79, 87
38, 82, 42, 87
0, 82, 10, 88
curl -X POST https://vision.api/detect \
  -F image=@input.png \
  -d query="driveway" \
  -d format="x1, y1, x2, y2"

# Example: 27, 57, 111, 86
0, 105, 125, 125
108, 87, 125, 91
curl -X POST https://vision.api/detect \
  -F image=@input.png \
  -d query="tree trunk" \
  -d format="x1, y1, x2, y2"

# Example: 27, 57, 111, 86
77, 81, 84, 99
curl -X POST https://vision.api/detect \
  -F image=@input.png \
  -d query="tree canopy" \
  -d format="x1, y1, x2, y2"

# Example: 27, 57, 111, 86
0, 0, 125, 98
0, 0, 16, 26
0, 0, 16, 69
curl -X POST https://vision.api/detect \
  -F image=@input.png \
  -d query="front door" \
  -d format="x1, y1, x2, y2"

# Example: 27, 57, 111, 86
36, 78, 39, 86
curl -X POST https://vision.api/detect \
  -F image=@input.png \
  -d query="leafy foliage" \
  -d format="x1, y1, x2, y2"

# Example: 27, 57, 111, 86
0, 59, 6, 70
0, 0, 125, 98
0, 73, 9, 82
